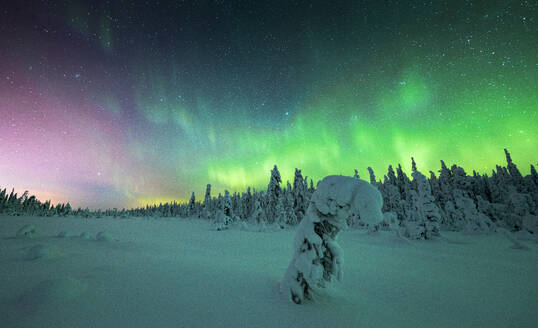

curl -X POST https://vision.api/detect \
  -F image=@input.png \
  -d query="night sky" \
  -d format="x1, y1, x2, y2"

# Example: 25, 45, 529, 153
1, 1, 536, 209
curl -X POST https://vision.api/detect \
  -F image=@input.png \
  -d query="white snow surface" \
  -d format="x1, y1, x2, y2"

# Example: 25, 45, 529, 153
1, 215, 537, 328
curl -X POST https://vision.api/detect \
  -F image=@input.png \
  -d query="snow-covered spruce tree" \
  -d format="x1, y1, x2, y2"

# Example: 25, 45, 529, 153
64, 202, 72, 216
396, 164, 412, 201
308, 178, 315, 195
434, 160, 456, 228
285, 184, 299, 226
367, 167, 377, 186
275, 195, 288, 228
293, 168, 307, 222
188, 192, 196, 217
266, 165, 282, 224
504, 148, 525, 191
0, 188, 6, 213
400, 158, 441, 239
382, 169, 405, 222
213, 190, 234, 230
529, 164, 538, 189
204, 184, 212, 209
526, 165, 538, 216
250, 194, 268, 228
281, 176, 383, 304
242, 187, 254, 220
449, 164, 494, 232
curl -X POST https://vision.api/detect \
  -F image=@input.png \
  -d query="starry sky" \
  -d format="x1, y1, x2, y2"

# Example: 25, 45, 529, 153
1, 0, 536, 209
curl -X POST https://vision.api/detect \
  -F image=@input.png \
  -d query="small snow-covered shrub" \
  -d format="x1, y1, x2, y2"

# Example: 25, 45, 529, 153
521, 214, 537, 234
56, 231, 72, 238
16, 224, 38, 238
24, 244, 62, 261
96, 231, 113, 242
80, 232, 92, 240
463, 213, 495, 234
379, 211, 398, 231
400, 221, 426, 239
213, 212, 232, 231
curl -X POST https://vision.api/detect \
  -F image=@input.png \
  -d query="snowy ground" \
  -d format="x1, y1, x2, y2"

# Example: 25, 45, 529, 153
1, 215, 537, 328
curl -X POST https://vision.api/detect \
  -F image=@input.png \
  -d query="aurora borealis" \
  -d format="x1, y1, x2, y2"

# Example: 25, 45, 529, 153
1, 1, 536, 209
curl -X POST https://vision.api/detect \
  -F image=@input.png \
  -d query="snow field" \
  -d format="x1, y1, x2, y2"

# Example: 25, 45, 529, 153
0, 215, 537, 328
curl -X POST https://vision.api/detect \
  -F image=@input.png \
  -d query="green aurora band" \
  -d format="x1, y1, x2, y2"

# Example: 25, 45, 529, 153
130, 61, 536, 206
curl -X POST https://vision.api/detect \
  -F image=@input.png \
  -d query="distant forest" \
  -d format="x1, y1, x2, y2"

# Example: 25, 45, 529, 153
1, 149, 536, 238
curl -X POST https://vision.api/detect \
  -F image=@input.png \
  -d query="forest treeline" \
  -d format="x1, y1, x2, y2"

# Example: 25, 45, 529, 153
1, 149, 536, 237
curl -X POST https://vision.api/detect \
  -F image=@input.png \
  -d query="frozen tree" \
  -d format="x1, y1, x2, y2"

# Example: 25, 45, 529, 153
526, 165, 538, 216
396, 164, 411, 201
293, 168, 307, 222
213, 190, 233, 230
284, 183, 299, 225
250, 197, 267, 226
367, 167, 377, 186
202, 184, 212, 219
242, 187, 254, 220
530, 164, 538, 187
204, 184, 211, 207
64, 202, 72, 216
232, 192, 242, 219
266, 165, 282, 223
487, 171, 503, 204
275, 195, 287, 228
309, 179, 315, 194
188, 192, 196, 217
504, 192, 533, 230
281, 176, 383, 304
381, 169, 405, 221
505, 149, 524, 189
387, 165, 397, 186
401, 159, 441, 239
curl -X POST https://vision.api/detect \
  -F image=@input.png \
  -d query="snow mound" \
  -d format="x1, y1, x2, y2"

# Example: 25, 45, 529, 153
17, 278, 87, 311
16, 224, 38, 238
501, 229, 531, 250
513, 230, 538, 243
400, 221, 428, 240
56, 231, 73, 238
96, 231, 113, 242
79, 232, 93, 240
24, 244, 63, 261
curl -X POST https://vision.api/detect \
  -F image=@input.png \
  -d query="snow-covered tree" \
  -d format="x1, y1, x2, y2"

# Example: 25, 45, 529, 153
505, 148, 524, 190
401, 159, 441, 239
250, 197, 267, 226
242, 187, 254, 220
201, 184, 212, 219
275, 195, 287, 228
293, 168, 307, 222
188, 192, 196, 217
64, 202, 72, 216
213, 190, 233, 230
367, 167, 377, 186
266, 165, 282, 224
281, 176, 383, 304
